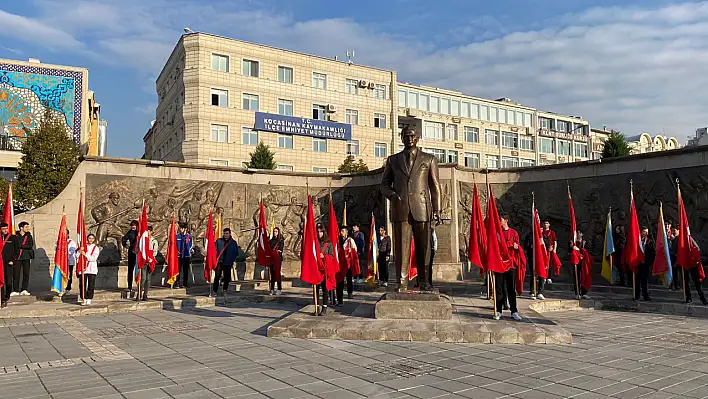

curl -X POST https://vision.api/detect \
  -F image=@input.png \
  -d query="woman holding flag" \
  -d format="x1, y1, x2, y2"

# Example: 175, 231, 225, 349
315, 223, 337, 315
78, 234, 100, 306
269, 227, 284, 295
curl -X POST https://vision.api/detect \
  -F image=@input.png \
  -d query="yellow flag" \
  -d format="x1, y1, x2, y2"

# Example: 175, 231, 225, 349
215, 214, 223, 238
270, 217, 275, 236
343, 201, 347, 227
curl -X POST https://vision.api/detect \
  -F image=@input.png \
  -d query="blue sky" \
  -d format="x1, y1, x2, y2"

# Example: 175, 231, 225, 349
1, 0, 707, 158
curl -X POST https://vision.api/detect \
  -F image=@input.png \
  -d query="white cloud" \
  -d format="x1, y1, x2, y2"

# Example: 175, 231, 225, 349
0, 9, 84, 51
6, 0, 708, 141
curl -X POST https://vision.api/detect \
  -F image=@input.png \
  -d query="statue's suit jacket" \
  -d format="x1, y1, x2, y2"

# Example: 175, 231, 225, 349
380, 149, 441, 223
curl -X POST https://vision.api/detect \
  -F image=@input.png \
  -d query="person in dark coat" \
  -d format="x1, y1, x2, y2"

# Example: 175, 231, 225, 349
14, 222, 34, 296
0, 222, 18, 308
635, 226, 655, 301
121, 220, 139, 291
269, 227, 284, 295
175, 223, 193, 289
212, 228, 239, 297
377, 226, 391, 286
613, 225, 628, 286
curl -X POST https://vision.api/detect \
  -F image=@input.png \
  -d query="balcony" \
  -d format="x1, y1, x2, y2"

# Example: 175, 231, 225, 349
0, 135, 23, 152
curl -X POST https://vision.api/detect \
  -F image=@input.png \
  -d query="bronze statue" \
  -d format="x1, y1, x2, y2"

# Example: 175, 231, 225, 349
380, 126, 441, 292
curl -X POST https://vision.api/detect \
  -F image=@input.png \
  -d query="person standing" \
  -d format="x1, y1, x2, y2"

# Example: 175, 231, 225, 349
377, 226, 391, 286
571, 232, 591, 299
315, 223, 337, 315
338, 227, 357, 304
175, 223, 193, 289
212, 228, 239, 297
269, 227, 284, 295
13, 222, 34, 296
139, 226, 159, 301
495, 214, 523, 321
668, 226, 683, 291
352, 223, 366, 283
79, 234, 100, 306
542, 221, 557, 284
1, 222, 18, 308
427, 228, 438, 288
65, 230, 78, 293
614, 225, 628, 286
634, 227, 655, 301
121, 220, 139, 292
673, 227, 707, 305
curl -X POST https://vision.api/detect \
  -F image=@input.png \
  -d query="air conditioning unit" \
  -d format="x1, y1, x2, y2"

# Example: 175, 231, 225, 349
452, 117, 461, 123
358, 80, 368, 88
406, 108, 418, 118
327, 104, 337, 113
511, 150, 519, 156
367, 82, 375, 89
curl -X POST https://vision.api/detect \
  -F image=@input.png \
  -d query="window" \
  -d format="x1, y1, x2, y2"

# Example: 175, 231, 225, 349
419, 94, 429, 111
345, 79, 359, 94
312, 104, 327, 120
242, 127, 257, 146
210, 124, 228, 143
278, 134, 293, 149
313, 167, 328, 173
540, 117, 553, 130
242, 59, 259, 77
519, 136, 535, 152
464, 152, 480, 168
574, 142, 588, 158
408, 92, 418, 109
278, 66, 293, 83
312, 72, 327, 89
519, 158, 535, 167
374, 113, 387, 128
489, 107, 498, 122
210, 89, 228, 107
540, 138, 554, 154
440, 98, 450, 115
557, 140, 571, 156
486, 155, 499, 169
374, 84, 386, 99
447, 150, 458, 164
557, 120, 568, 133
374, 142, 388, 158
501, 157, 519, 168
424, 148, 446, 163
464, 127, 479, 143
461, 102, 470, 118
451, 100, 460, 116
398, 89, 407, 107
501, 131, 518, 149
313, 138, 327, 153
209, 159, 229, 166
211, 54, 229, 72
499, 109, 507, 124
480, 105, 489, 121
485, 129, 499, 146
345, 140, 359, 156
573, 124, 587, 136
423, 121, 444, 141
277, 164, 294, 171
278, 99, 293, 116
525, 112, 533, 128
446, 124, 458, 141
242, 93, 258, 111
430, 96, 440, 113
345, 109, 358, 125
470, 103, 480, 119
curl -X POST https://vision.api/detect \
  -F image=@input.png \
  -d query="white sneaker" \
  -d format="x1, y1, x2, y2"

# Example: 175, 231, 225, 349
546, 279, 553, 284
530, 294, 536, 300
275, 290, 282, 295
581, 295, 591, 300
537, 294, 546, 300
20, 290, 30, 296
86, 299, 92, 305
512, 312, 522, 321
269, 290, 274, 296
9, 292, 18, 297
493, 312, 502, 320
575, 295, 581, 300
77, 298, 83, 304
383, 282, 388, 287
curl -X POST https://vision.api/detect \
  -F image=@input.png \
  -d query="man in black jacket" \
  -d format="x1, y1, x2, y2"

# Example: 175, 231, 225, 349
635, 226, 655, 301
1, 222, 18, 308
121, 220, 139, 291
13, 222, 33, 296
377, 226, 391, 286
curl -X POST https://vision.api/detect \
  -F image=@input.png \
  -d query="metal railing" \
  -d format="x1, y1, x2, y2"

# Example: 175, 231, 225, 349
0, 134, 23, 151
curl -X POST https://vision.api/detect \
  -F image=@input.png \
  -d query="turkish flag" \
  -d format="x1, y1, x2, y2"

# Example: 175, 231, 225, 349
568, 186, 581, 266
409, 237, 418, 280
256, 200, 274, 267
533, 208, 550, 280
678, 186, 704, 280
484, 184, 510, 274
300, 195, 323, 285
468, 183, 486, 273
203, 212, 217, 283
166, 216, 179, 287
625, 189, 644, 273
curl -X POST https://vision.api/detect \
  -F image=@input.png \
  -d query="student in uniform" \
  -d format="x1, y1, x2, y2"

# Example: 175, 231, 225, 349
269, 227, 284, 295
495, 214, 523, 321
79, 234, 100, 306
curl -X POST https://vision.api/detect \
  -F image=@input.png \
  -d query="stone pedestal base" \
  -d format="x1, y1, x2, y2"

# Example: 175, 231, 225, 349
375, 292, 453, 320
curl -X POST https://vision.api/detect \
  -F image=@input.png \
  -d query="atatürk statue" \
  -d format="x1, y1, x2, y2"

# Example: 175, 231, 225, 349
380, 126, 441, 292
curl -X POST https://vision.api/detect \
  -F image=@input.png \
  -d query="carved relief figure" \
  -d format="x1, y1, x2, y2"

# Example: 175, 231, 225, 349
91, 192, 124, 245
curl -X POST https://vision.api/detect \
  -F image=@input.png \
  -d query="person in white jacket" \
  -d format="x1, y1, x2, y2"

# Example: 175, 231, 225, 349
79, 233, 100, 306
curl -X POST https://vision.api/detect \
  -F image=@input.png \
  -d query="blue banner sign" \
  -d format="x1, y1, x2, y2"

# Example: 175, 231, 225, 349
255, 112, 352, 141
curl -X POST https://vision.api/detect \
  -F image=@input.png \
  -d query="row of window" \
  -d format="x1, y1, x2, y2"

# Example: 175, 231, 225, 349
211, 54, 388, 98
398, 88, 535, 128
538, 137, 588, 157
209, 158, 331, 174
539, 117, 587, 135
213, 124, 390, 157
394, 146, 535, 169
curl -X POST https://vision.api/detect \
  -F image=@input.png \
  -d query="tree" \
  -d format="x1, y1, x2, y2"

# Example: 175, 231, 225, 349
338, 155, 369, 173
601, 131, 632, 159
15, 107, 80, 209
246, 141, 277, 169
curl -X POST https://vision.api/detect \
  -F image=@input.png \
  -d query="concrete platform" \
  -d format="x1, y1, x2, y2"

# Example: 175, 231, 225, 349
267, 295, 573, 344
375, 292, 453, 320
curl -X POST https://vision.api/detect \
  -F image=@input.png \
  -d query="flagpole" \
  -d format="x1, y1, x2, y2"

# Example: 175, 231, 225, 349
677, 178, 686, 303
629, 180, 636, 301
135, 199, 144, 302
569, 183, 579, 298
609, 207, 614, 285
532, 192, 537, 299
79, 187, 86, 305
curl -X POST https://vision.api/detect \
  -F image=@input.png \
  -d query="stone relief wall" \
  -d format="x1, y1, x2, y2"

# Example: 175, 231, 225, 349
85, 174, 386, 268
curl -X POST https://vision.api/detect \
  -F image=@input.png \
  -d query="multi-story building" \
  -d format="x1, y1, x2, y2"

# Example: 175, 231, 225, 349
591, 127, 681, 157
686, 127, 706, 147
146, 32, 592, 171
0, 58, 104, 179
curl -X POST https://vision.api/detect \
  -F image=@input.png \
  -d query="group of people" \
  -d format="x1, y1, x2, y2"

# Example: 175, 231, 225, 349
0, 222, 35, 309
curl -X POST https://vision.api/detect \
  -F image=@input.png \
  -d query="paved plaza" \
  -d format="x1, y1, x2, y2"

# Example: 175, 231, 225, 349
2, 300, 708, 399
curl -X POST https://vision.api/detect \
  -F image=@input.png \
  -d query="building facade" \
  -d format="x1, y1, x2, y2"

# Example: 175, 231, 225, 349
0, 58, 104, 179
592, 127, 681, 157
687, 127, 707, 147
146, 33, 593, 172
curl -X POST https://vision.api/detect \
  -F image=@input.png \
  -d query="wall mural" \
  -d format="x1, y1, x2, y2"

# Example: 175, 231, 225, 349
85, 174, 386, 266
0, 63, 83, 143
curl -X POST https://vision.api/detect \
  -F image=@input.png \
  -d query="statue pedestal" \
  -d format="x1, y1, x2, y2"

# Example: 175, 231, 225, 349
374, 291, 453, 320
